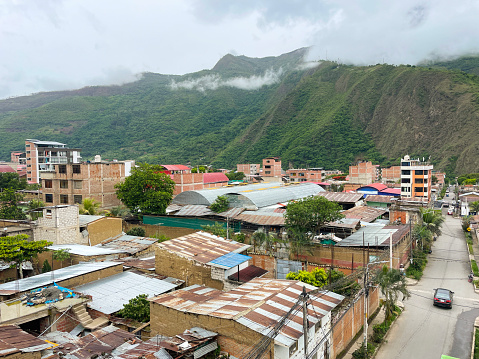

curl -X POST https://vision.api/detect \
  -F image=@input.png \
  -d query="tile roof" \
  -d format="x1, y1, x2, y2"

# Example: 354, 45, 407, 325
157, 231, 250, 264
318, 192, 363, 203
342, 206, 387, 223
161, 164, 190, 171
0, 165, 15, 173
150, 278, 344, 347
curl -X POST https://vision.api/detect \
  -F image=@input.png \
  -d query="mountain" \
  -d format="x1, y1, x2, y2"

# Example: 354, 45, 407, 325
1, 50, 479, 176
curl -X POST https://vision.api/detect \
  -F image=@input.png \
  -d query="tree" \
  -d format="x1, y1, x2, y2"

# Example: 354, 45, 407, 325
226, 172, 245, 181
0, 172, 27, 191
108, 205, 132, 219
210, 195, 230, 213
53, 248, 71, 268
431, 175, 438, 185
126, 227, 146, 237
470, 201, 479, 214
286, 267, 329, 287
251, 231, 284, 256
285, 196, 343, 241
374, 266, 410, 320
116, 294, 150, 322
115, 163, 175, 215
27, 199, 44, 220
42, 259, 52, 273
0, 234, 52, 278
79, 198, 101, 215
420, 208, 444, 237
0, 189, 26, 220
201, 222, 227, 238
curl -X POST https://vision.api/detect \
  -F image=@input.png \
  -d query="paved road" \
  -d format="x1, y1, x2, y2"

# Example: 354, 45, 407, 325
375, 210, 479, 359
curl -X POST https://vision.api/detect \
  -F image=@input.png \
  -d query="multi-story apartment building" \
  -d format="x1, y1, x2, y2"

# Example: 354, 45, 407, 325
286, 168, 322, 183
400, 155, 433, 199
11, 151, 26, 164
41, 156, 135, 208
322, 169, 343, 177
348, 161, 379, 185
262, 157, 282, 177
381, 166, 401, 183
236, 163, 261, 175
25, 139, 81, 184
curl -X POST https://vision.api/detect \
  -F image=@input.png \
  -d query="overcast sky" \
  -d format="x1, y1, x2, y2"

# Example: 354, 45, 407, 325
1, 0, 478, 99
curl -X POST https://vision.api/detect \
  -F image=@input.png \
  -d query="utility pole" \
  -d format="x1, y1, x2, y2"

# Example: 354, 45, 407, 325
226, 217, 229, 240
363, 265, 369, 354
302, 286, 308, 358
389, 232, 393, 270
409, 218, 413, 264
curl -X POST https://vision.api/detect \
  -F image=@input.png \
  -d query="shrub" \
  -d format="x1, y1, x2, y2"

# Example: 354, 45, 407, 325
475, 328, 479, 359
472, 260, 479, 277
352, 342, 376, 359
126, 227, 146, 237
42, 259, 52, 273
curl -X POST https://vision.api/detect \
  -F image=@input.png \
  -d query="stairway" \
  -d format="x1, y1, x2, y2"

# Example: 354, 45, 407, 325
71, 303, 109, 330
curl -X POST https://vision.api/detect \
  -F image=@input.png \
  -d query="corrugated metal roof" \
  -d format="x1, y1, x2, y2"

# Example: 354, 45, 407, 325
194, 341, 217, 359
0, 262, 120, 295
150, 278, 344, 347
208, 252, 251, 269
174, 205, 213, 217
318, 192, 363, 203
365, 195, 393, 203
0, 325, 50, 354
79, 215, 104, 227
203, 173, 229, 184
157, 231, 249, 264
48, 244, 124, 256
74, 271, 180, 314
337, 224, 409, 247
161, 164, 190, 171
227, 265, 268, 282
342, 206, 387, 223
357, 183, 388, 191
235, 212, 285, 226
98, 235, 157, 254
117, 256, 156, 271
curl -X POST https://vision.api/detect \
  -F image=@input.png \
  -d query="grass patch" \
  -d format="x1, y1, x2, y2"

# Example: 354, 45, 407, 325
475, 328, 479, 359
406, 248, 428, 280
472, 260, 479, 277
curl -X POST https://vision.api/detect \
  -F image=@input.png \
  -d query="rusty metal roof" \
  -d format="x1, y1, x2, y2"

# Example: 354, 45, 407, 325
0, 325, 50, 356
116, 256, 156, 271
157, 231, 250, 264
318, 192, 363, 203
365, 195, 393, 203
227, 265, 268, 283
150, 278, 344, 347
342, 206, 387, 223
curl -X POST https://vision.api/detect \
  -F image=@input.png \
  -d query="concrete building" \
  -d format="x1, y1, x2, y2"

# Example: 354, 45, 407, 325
237, 163, 261, 175
11, 151, 26, 164
262, 157, 282, 178
33, 205, 82, 245
381, 166, 401, 184
40, 157, 134, 208
400, 155, 433, 200
149, 278, 344, 359
25, 139, 81, 184
286, 168, 322, 183
348, 161, 379, 185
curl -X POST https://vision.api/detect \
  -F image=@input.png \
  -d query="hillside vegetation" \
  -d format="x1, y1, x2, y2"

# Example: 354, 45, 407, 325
1, 50, 479, 175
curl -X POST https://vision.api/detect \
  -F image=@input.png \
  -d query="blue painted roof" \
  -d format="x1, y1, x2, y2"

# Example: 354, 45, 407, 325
209, 252, 251, 268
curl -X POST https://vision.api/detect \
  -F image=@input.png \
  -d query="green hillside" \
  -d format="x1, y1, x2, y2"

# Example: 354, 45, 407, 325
1, 50, 479, 176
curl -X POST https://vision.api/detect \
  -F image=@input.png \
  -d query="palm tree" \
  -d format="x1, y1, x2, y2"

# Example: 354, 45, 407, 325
374, 266, 410, 320
470, 201, 479, 214
420, 208, 444, 237
79, 198, 101, 215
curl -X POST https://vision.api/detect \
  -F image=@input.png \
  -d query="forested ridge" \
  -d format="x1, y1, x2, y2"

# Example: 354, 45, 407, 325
1, 48, 479, 175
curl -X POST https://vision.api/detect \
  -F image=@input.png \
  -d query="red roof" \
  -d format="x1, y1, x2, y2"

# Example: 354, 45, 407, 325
203, 172, 229, 184
162, 164, 190, 171
0, 165, 15, 173
359, 183, 388, 191
380, 188, 401, 195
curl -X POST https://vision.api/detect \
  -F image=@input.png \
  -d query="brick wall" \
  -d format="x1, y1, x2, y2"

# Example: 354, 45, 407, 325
249, 254, 276, 278
54, 308, 79, 333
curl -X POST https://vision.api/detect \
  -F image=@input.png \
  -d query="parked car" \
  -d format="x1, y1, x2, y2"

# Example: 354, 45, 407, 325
447, 208, 454, 215
433, 288, 454, 308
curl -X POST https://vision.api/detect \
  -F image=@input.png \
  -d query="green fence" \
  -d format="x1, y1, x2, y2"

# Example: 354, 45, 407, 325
143, 215, 241, 232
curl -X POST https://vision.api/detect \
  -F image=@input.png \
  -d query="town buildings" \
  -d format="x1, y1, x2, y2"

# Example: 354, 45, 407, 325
380, 166, 401, 184
400, 155, 433, 199
286, 168, 322, 183
262, 156, 282, 178
237, 163, 260, 175
25, 139, 81, 184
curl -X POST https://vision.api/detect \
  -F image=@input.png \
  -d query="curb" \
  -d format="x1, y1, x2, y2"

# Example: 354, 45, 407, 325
370, 307, 403, 359
472, 317, 479, 359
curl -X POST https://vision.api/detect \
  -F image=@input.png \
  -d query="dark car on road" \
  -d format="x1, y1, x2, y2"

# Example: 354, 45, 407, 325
433, 288, 454, 308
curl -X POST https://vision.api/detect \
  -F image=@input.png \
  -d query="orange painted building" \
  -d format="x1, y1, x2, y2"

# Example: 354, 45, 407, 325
400, 155, 433, 200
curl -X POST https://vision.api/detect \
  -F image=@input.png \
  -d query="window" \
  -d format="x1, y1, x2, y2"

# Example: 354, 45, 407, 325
401, 187, 410, 192
73, 181, 82, 189
299, 173, 305, 176
74, 195, 83, 204
58, 165, 67, 174
415, 187, 424, 192
45, 194, 53, 203
265, 165, 271, 169
289, 342, 298, 356
72, 165, 81, 174
44, 180, 53, 188
60, 195, 68, 204
415, 170, 424, 175
60, 180, 68, 189
401, 170, 410, 175
401, 178, 410, 183
265, 171, 271, 174
401, 162, 410, 166
46, 209, 52, 218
